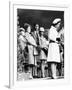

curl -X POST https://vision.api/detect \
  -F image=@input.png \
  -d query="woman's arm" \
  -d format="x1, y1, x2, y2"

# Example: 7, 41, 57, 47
25, 34, 37, 47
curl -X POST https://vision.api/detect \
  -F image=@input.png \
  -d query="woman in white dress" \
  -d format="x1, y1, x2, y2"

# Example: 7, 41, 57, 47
24, 24, 37, 79
39, 27, 49, 78
47, 18, 61, 79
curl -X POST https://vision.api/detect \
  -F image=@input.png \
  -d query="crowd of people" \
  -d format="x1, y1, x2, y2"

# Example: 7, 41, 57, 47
17, 18, 64, 80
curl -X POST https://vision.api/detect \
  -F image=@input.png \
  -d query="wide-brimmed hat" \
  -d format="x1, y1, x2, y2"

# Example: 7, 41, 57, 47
19, 27, 25, 32
40, 27, 44, 32
35, 24, 39, 27
52, 18, 61, 24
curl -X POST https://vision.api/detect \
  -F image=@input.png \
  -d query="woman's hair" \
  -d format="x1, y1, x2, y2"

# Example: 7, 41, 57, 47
52, 21, 63, 32
24, 23, 31, 32
33, 23, 39, 31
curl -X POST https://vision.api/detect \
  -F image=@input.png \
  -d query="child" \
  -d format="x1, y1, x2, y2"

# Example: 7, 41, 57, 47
39, 27, 49, 78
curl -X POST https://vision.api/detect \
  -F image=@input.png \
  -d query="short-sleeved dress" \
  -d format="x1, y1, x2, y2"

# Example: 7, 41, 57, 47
47, 26, 60, 63
39, 36, 49, 60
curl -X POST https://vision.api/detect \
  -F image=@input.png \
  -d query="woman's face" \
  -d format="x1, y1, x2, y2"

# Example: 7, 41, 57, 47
40, 31, 44, 36
27, 26, 31, 33
35, 24, 39, 30
21, 31, 25, 36
55, 23, 61, 30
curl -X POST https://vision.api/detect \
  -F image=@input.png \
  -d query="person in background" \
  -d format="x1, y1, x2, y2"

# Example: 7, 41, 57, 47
17, 16, 20, 33
47, 18, 61, 79
17, 27, 26, 72
58, 27, 64, 76
24, 23, 37, 79
31, 24, 40, 77
18, 28, 26, 50
39, 27, 49, 78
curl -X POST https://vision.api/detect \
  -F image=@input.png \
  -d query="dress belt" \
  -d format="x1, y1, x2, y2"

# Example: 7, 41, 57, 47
49, 40, 56, 43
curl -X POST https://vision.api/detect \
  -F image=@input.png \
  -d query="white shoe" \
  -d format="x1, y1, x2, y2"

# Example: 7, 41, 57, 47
29, 76, 33, 79
53, 76, 58, 79
29, 72, 33, 79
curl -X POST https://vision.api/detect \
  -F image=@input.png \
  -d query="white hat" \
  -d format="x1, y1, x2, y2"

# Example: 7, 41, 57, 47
52, 18, 61, 24
19, 28, 25, 32
40, 27, 44, 32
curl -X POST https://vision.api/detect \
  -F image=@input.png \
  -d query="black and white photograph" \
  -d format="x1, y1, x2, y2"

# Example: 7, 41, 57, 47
0, 0, 71, 89
17, 8, 64, 81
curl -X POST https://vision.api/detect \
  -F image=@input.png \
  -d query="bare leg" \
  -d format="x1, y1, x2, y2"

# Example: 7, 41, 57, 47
28, 66, 33, 79
51, 63, 57, 79
41, 61, 45, 78
33, 56, 37, 77
33, 66, 37, 77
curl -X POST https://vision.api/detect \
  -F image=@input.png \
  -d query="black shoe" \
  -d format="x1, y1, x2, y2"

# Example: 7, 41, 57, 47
33, 75, 38, 78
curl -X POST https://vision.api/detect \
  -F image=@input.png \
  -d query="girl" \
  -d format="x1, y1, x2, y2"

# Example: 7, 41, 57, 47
39, 27, 49, 78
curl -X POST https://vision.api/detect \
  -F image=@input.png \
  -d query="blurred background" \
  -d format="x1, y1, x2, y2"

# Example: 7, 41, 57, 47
17, 9, 64, 30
